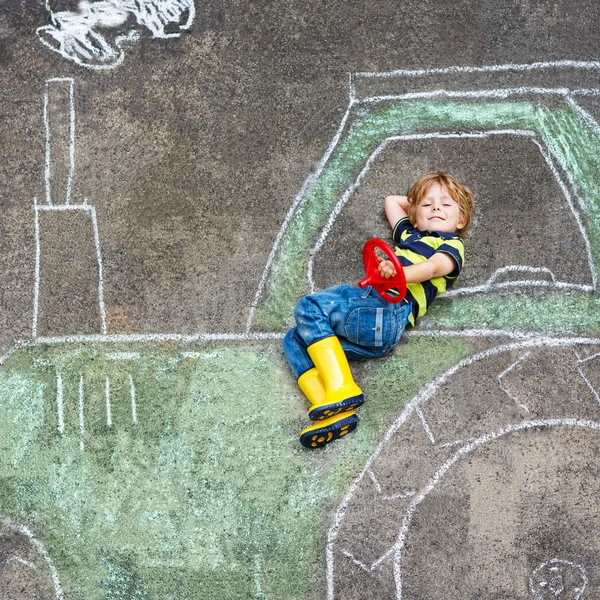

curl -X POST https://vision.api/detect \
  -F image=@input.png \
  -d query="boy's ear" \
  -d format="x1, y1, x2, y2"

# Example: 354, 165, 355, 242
457, 211, 467, 230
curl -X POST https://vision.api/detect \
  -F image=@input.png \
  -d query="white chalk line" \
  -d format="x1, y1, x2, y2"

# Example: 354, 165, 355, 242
106, 352, 140, 361
20, 331, 285, 348
578, 368, 600, 407
78, 375, 84, 451
180, 351, 220, 359
88, 201, 107, 334
67, 79, 75, 205
405, 328, 550, 340
368, 468, 415, 501
529, 558, 587, 600
481, 265, 556, 285
578, 351, 600, 364
462, 265, 558, 294
245, 99, 357, 331
439, 439, 474, 448
1, 524, 64, 599
4, 555, 37, 569
325, 336, 600, 600
43, 78, 74, 205
359, 87, 600, 105
446, 278, 594, 297
56, 375, 64, 433
566, 96, 600, 138
339, 548, 370, 573
0, 328, 586, 368
497, 352, 531, 413
348, 72, 357, 105
393, 419, 600, 599
35, 203, 92, 212
129, 374, 137, 424
382, 491, 416, 501
308, 130, 595, 296
43, 86, 50, 205
354, 60, 600, 79
341, 544, 399, 575
32, 198, 41, 338
105, 377, 112, 427
530, 139, 597, 291
367, 468, 382, 493
416, 407, 435, 444
253, 553, 265, 599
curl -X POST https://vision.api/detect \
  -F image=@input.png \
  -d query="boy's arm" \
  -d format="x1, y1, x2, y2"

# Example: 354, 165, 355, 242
378, 252, 457, 283
384, 195, 410, 228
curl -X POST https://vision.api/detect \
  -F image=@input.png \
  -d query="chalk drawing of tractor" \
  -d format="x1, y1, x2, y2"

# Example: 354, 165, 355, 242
2, 62, 600, 597
37, 0, 196, 69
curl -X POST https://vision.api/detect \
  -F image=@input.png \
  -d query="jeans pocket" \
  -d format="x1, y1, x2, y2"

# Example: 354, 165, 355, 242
344, 307, 390, 347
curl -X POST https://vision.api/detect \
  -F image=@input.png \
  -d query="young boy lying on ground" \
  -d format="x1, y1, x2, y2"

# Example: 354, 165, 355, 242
283, 172, 475, 448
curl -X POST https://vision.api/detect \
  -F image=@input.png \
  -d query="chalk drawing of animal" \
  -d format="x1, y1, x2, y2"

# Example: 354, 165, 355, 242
37, 0, 196, 69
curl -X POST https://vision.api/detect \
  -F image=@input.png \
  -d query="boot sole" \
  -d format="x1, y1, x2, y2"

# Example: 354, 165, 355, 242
299, 413, 359, 449
308, 395, 364, 421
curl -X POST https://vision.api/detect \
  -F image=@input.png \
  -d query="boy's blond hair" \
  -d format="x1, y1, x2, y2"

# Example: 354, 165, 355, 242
406, 172, 475, 238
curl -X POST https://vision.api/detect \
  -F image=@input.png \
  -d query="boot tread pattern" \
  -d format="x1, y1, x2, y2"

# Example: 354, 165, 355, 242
300, 414, 359, 448
308, 395, 364, 421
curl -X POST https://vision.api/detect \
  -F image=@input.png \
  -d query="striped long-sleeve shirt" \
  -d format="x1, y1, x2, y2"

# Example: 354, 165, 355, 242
389, 217, 465, 326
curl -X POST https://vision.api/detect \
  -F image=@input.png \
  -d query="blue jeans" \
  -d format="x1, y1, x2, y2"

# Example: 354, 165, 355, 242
283, 284, 412, 379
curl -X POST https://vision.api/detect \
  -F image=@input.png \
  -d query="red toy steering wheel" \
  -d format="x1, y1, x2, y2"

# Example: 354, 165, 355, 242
358, 238, 407, 303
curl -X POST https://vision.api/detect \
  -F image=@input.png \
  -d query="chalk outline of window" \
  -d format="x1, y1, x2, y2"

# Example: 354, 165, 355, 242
305, 129, 595, 297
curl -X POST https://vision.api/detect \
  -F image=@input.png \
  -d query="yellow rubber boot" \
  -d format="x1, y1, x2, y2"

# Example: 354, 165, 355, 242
299, 412, 359, 449
297, 367, 326, 406
306, 336, 365, 420
297, 367, 359, 448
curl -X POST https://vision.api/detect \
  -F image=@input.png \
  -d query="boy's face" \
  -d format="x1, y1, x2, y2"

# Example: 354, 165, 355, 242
413, 182, 466, 234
